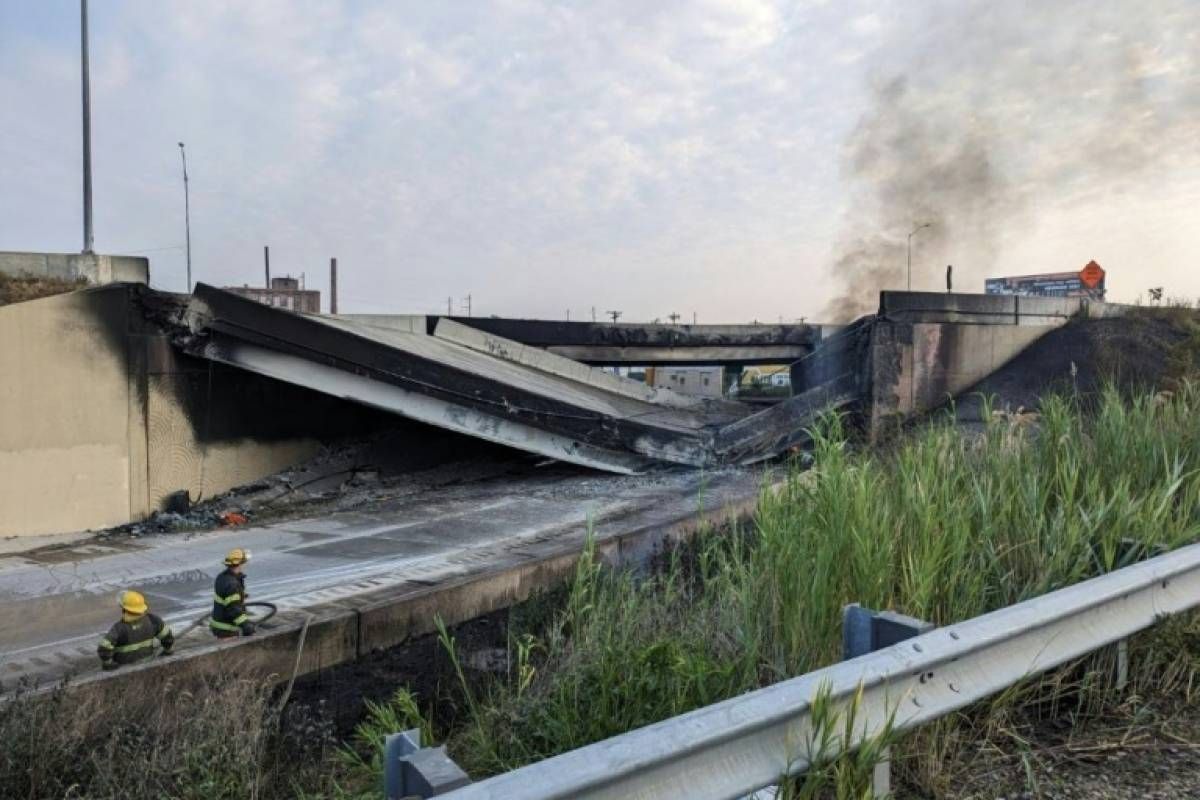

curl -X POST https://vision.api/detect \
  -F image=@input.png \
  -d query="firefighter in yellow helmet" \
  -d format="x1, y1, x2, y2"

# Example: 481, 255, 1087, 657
97, 590, 174, 670
211, 548, 256, 638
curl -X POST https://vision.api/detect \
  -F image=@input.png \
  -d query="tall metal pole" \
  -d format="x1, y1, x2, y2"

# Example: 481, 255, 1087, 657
80, 0, 94, 253
264, 245, 270, 287
907, 222, 932, 291
178, 143, 192, 291
330, 257, 338, 314
906, 234, 911, 292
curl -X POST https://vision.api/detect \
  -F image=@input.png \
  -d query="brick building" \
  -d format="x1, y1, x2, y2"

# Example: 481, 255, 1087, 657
225, 276, 321, 313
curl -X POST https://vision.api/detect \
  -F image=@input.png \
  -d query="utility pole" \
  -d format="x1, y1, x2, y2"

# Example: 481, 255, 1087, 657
907, 222, 932, 292
448, 296, 453, 315
566, 309, 570, 321
461, 294, 472, 317
263, 245, 270, 287
178, 143, 192, 290
606, 310, 622, 324
591, 306, 596, 322
330, 257, 338, 314
80, 0, 94, 253
668, 312, 680, 324
693, 311, 697, 325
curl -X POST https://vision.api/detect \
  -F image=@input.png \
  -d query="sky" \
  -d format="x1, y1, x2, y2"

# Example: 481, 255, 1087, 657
1, 1, 1198, 322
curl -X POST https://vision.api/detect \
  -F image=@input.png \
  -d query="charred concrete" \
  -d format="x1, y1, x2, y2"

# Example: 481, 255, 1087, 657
169, 284, 840, 473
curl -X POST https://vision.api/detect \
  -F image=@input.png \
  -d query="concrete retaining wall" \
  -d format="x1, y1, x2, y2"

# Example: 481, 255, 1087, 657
0, 250, 149, 285
0, 285, 409, 537
867, 292, 1129, 431
868, 320, 1055, 425
0, 289, 141, 535
879, 290, 1119, 326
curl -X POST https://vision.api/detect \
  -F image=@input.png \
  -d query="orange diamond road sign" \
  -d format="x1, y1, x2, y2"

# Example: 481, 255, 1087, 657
1079, 260, 1105, 289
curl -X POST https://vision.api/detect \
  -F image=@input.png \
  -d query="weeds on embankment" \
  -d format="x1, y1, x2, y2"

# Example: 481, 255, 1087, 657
6, 384, 1200, 798
412, 384, 1200, 795
0, 670, 349, 800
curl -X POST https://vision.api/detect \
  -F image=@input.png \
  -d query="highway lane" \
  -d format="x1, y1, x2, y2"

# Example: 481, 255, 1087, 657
0, 466, 762, 688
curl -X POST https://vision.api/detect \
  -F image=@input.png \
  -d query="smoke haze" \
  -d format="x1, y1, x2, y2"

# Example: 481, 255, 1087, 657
827, 0, 1200, 319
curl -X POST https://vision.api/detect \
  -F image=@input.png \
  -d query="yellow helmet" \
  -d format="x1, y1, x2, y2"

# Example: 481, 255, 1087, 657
223, 547, 252, 566
118, 590, 148, 615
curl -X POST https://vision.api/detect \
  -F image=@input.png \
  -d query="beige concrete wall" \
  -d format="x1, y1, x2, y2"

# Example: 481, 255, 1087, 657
1, 287, 330, 537
0, 251, 149, 285
869, 320, 1057, 427
0, 289, 135, 536
144, 354, 320, 509
905, 323, 1053, 413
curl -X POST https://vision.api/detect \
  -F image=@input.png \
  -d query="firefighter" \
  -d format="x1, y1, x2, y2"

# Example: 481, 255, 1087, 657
211, 547, 256, 638
97, 590, 174, 670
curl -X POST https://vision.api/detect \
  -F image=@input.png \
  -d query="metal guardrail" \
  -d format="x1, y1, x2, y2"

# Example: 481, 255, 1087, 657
384, 728, 470, 799
438, 542, 1200, 800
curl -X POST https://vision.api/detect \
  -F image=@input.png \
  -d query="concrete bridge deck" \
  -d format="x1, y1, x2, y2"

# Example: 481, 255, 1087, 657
0, 464, 763, 692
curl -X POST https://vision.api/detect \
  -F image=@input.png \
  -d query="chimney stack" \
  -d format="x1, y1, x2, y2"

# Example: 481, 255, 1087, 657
330, 257, 338, 314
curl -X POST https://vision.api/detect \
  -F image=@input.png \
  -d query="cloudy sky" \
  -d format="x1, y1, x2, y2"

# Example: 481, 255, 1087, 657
2, 1, 1198, 321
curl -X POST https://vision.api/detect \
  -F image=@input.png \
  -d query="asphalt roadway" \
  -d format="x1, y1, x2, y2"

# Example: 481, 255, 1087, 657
0, 465, 763, 689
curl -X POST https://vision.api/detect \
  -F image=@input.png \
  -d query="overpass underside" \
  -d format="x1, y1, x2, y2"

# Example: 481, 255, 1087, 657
172, 285, 855, 474
422, 316, 823, 366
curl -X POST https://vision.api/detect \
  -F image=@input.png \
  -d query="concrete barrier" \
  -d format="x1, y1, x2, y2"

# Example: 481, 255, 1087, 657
0, 250, 149, 285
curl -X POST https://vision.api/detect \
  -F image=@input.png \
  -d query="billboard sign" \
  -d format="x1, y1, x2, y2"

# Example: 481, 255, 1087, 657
985, 261, 1106, 300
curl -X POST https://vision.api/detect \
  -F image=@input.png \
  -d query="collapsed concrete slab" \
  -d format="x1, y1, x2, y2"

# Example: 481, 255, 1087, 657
175, 284, 838, 473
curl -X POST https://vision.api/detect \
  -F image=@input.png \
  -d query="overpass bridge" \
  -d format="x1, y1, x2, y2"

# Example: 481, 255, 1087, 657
420, 316, 829, 366
0, 286, 1133, 702
340, 313, 827, 366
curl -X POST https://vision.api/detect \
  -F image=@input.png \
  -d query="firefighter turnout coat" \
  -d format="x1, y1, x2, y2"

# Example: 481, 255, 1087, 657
97, 613, 174, 669
211, 568, 254, 637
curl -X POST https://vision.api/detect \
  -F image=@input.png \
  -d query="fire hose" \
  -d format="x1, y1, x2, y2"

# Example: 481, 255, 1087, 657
171, 600, 279, 641
161, 600, 310, 713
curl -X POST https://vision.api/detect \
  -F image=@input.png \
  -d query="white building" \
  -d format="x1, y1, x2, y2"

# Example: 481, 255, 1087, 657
649, 366, 725, 398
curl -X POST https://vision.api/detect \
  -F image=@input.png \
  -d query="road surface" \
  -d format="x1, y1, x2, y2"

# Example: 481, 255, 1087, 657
0, 465, 762, 689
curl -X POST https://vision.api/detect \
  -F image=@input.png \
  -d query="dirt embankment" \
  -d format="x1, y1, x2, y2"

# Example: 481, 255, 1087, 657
955, 309, 1200, 418
0, 272, 88, 307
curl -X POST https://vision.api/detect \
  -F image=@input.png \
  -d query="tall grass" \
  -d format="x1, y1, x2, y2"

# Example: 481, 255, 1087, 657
745, 386, 1200, 681
0, 670, 347, 800
416, 383, 1200, 794
10, 383, 1200, 798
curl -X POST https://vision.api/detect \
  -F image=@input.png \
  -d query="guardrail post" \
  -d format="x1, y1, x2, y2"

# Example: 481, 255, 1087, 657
1115, 637, 1129, 692
384, 728, 472, 799
1092, 538, 1165, 696
843, 604, 935, 799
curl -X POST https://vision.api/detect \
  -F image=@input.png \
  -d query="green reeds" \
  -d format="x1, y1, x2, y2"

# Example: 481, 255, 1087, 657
432, 383, 1200, 790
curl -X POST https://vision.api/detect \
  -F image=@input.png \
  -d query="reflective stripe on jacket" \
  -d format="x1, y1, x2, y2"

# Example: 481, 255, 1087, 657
97, 612, 174, 668
211, 569, 250, 634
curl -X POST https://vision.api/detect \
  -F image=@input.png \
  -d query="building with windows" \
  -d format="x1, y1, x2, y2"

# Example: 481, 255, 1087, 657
225, 276, 320, 313
646, 366, 725, 398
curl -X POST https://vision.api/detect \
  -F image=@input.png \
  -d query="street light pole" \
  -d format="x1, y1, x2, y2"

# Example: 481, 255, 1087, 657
178, 142, 192, 291
80, 0, 94, 253
907, 222, 932, 291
